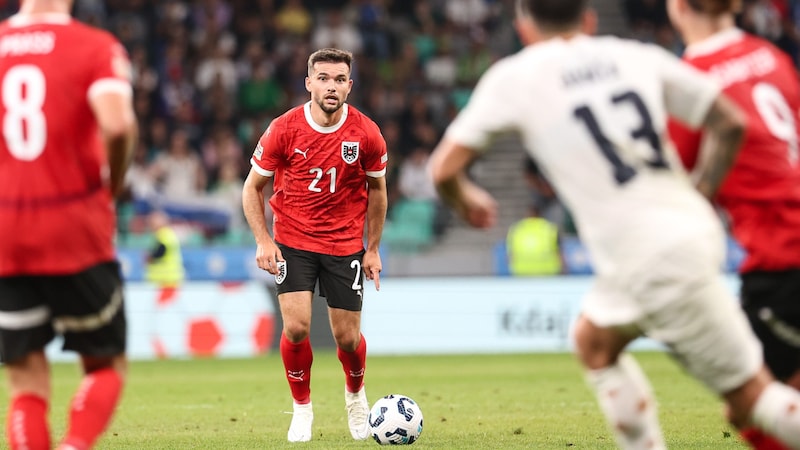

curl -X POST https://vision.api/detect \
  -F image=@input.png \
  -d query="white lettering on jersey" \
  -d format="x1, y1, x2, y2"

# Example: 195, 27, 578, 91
708, 48, 776, 89
0, 32, 55, 56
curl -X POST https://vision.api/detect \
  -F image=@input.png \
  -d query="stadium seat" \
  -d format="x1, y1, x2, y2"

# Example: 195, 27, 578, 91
382, 199, 436, 253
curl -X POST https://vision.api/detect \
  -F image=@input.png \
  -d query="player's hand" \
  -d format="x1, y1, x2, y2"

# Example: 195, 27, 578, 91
460, 180, 498, 229
256, 241, 284, 275
362, 249, 382, 291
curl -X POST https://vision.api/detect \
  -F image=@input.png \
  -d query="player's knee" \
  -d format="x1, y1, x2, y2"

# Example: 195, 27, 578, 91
573, 318, 616, 369
283, 324, 310, 343
333, 331, 360, 352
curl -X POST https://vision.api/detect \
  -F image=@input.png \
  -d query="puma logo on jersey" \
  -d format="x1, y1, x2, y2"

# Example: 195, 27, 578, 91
293, 148, 309, 159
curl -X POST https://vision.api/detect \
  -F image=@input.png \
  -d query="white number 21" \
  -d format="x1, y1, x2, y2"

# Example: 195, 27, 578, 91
308, 167, 337, 193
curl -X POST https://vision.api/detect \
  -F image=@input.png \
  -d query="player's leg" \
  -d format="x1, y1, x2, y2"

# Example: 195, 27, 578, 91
60, 354, 127, 450
48, 261, 127, 450
573, 315, 665, 450
320, 250, 369, 440
0, 276, 57, 450
5, 351, 52, 450
651, 273, 800, 449
275, 244, 318, 442
740, 269, 800, 391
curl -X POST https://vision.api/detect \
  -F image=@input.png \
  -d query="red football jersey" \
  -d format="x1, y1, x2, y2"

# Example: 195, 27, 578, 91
0, 14, 132, 276
668, 29, 800, 272
251, 102, 388, 256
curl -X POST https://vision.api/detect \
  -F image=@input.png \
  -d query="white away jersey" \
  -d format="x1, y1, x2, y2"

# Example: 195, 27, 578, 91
446, 35, 726, 277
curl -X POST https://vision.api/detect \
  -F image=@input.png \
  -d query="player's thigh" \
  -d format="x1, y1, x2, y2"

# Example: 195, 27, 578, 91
741, 269, 800, 380
0, 275, 56, 364
644, 275, 762, 394
47, 261, 127, 358
318, 249, 366, 312
275, 243, 319, 295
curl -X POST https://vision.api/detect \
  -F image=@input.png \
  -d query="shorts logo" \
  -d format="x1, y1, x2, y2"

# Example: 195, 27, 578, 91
275, 260, 287, 284
341, 141, 359, 164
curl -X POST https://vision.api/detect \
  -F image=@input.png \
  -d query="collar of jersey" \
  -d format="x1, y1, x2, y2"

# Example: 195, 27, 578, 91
683, 28, 743, 59
9, 13, 71, 27
304, 101, 349, 134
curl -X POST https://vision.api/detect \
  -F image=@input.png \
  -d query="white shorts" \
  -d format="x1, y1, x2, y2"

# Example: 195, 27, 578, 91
581, 235, 762, 394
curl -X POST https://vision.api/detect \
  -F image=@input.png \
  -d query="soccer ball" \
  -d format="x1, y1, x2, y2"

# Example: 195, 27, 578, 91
368, 394, 423, 445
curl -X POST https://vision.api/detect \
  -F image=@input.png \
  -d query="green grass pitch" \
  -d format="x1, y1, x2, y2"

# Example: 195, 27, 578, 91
0, 351, 748, 449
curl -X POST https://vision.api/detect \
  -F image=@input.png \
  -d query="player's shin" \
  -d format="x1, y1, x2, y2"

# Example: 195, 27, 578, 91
60, 368, 123, 450
280, 333, 313, 403
585, 354, 666, 450
7, 394, 50, 450
338, 333, 366, 393
750, 382, 800, 448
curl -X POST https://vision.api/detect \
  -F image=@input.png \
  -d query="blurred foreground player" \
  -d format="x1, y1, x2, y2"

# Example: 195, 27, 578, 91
429, 0, 800, 448
0, 0, 137, 448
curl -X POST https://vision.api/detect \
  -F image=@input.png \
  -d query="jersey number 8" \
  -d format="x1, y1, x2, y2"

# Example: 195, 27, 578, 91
2, 65, 47, 161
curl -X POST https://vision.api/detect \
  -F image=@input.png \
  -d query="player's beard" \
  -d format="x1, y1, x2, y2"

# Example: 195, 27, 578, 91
318, 94, 343, 114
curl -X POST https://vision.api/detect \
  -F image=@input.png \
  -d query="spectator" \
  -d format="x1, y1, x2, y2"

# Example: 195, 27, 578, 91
312, 9, 364, 55
150, 128, 207, 201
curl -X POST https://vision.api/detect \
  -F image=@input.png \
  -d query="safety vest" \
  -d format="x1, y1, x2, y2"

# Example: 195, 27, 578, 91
507, 217, 562, 276
145, 226, 185, 287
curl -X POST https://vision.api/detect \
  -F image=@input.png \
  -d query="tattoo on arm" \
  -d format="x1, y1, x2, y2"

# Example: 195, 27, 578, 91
694, 96, 745, 199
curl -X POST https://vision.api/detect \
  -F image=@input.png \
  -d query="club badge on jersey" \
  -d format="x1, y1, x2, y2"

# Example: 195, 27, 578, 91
341, 141, 359, 164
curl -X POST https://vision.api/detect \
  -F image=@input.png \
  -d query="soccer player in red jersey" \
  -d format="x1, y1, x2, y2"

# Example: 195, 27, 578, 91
668, 1, 800, 447
242, 48, 388, 443
0, 1, 137, 449
668, 0, 800, 389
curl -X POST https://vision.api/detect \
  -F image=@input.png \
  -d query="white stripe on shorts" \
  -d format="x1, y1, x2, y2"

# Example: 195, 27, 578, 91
53, 286, 123, 334
0, 305, 51, 330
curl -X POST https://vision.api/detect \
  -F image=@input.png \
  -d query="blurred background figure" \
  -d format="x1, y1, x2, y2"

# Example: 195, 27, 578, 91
145, 210, 186, 292
506, 204, 563, 277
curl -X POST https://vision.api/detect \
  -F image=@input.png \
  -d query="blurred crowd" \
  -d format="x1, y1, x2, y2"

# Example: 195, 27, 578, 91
0, 0, 520, 247
4, 0, 794, 250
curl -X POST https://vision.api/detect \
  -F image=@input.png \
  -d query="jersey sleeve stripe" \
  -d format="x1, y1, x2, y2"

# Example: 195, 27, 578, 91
366, 168, 386, 178
250, 158, 275, 177
87, 78, 132, 101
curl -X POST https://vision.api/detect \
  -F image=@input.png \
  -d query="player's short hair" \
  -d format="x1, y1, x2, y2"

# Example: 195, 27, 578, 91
307, 48, 353, 76
686, 0, 741, 15
516, 0, 588, 31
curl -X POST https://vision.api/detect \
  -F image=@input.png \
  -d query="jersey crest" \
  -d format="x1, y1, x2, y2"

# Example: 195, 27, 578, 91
341, 141, 359, 164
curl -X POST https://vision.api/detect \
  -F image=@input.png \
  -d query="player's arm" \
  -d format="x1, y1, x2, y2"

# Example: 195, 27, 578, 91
89, 85, 137, 199
242, 167, 283, 274
428, 142, 496, 229
692, 94, 746, 199
364, 174, 387, 289
365, 175, 387, 253
242, 168, 274, 247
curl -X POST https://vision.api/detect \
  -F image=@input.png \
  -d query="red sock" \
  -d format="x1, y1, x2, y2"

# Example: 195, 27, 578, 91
741, 428, 791, 450
61, 368, 123, 450
7, 394, 50, 450
280, 333, 313, 404
337, 333, 366, 393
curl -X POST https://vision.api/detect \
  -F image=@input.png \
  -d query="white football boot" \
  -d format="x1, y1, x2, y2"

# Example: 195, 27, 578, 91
287, 401, 313, 442
345, 387, 370, 440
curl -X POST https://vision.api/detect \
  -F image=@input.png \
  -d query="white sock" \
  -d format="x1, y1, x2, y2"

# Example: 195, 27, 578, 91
585, 354, 666, 450
751, 382, 800, 448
